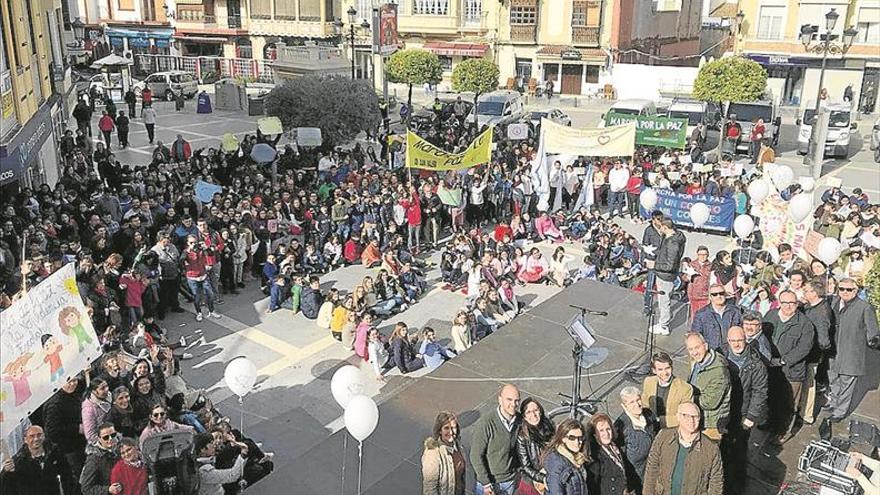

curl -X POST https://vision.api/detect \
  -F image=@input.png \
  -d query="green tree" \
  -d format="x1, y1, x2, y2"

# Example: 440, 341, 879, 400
265, 75, 380, 149
692, 56, 768, 103
451, 58, 500, 107
385, 49, 443, 111
692, 57, 767, 154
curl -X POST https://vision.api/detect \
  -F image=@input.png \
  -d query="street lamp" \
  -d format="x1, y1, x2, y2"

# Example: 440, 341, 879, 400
71, 17, 85, 47
732, 10, 745, 55
335, 7, 371, 79
800, 8, 858, 171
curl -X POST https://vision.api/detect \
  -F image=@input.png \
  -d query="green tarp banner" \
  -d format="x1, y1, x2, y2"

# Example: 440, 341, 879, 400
603, 112, 688, 149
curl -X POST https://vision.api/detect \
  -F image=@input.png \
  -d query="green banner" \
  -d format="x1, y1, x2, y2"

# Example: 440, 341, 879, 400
603, 112, 688, 149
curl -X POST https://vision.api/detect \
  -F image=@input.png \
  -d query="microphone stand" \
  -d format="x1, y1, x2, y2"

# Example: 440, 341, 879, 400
556, 306, 605, 419
627, 289, 658, 379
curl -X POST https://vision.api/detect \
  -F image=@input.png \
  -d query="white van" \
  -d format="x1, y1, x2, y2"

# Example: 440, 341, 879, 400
467, 90, 524, 128
796, 103, 857, 159
666, 99, 722, 137
600, 99, 657, 127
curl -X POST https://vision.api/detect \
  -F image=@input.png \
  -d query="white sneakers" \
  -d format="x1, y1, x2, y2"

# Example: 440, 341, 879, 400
209, 311, 221, 319
650, 324, 670, 336
196, 313, 204, 322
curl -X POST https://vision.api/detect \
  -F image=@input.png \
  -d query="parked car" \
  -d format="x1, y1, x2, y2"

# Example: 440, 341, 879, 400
527, 108, 571, 127
467, 90, 525, 128
796, 102, 857, 159
133, 71, 199, 101
870, 117, 880, 163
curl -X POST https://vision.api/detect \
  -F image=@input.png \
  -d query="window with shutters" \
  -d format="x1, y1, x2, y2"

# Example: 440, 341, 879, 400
856, 7, 879, 43
412, 0, 449, 16
299, 0, 321, 20
756, 5, 784, 40
571, 0, 599, 26
462, 0, 481, 24
274, 0, 295, 19
250, 0, 271, 19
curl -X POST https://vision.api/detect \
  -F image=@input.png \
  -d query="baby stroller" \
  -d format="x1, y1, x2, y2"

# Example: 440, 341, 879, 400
142, 430, 200, 495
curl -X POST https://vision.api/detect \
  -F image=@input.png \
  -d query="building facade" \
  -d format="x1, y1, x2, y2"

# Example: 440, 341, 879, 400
734, 0, 878, 112
1, 0, 72, 191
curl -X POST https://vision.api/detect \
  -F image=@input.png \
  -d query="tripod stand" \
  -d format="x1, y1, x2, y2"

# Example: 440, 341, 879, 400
548, 308, 607, 421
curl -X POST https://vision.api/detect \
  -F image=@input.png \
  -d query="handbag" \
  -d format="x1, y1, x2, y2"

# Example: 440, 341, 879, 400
516, 479, 543, 495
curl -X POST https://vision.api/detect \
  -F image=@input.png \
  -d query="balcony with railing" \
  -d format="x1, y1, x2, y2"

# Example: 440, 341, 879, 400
572, 26, 600, 46
227, 14, 242, 28
510, 24, 536, 42
176, 8, 217, 25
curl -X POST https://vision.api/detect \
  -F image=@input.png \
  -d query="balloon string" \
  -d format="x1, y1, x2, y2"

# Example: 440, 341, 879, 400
341, 434, 347, 495
239, 396, 244, 434
357, 441, 364, 495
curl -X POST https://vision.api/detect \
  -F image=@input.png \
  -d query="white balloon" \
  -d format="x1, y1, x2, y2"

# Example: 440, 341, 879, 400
817, 237, 842, 265
788, 194, 813, 223
766, 246, 780, 263
771, 165, 794, 191
689, 202, 710, 228
224, 357, 258, 397
747, 180, 769, 204
344, 394, 379, 442
798, 176, 816, 192
330, 365, 366, 409
640, 188, 658, 210
733, 214, 755, 239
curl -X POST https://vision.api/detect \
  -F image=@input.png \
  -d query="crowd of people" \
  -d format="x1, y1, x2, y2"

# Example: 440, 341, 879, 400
0, 82, 879, 495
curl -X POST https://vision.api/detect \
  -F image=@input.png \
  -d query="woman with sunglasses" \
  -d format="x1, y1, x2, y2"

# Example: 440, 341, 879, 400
541, 418, 591, 495
138, 403, 194, 449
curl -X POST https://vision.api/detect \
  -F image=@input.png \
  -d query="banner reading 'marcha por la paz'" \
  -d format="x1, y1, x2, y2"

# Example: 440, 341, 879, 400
604, 112, 688, 149
406, 127, 493, 171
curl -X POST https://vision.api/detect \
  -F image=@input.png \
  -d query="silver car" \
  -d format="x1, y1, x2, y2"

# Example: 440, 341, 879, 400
134, 71, 199, 101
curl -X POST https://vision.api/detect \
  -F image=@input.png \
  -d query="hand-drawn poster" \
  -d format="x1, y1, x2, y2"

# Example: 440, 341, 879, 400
1, 264, 102, 439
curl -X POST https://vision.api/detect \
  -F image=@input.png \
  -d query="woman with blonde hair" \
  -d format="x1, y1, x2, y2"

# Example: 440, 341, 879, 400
422, 411, 465, 495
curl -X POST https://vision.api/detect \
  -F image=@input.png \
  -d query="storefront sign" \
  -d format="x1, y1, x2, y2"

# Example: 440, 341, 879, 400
604, 112, 688, 149
372, 4, 399, 56
0, 101, 54, 185
406, 127, 493, 170
560, 49, 581, 60
639, 190, 736, 232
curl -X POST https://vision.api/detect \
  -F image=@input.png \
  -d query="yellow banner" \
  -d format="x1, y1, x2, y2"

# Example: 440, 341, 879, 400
540, 118, 636, 157
406, 127, 493, 171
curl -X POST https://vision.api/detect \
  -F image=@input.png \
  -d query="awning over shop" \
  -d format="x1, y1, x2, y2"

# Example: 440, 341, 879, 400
106, 26, 174, 48
423, 42, 488, 57
174, 34, 228, 43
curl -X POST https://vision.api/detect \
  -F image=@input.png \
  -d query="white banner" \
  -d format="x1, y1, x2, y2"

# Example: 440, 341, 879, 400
1, 264, 102, 439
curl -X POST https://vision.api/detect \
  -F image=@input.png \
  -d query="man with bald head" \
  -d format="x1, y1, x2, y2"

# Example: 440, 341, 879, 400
686, 332, 731, 441
470, 384, 521, 495
642, 402, 724, 495
0, 425, 77, 494
723, 326, 769, 492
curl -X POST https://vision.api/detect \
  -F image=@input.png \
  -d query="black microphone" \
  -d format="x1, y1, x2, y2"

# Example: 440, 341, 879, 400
569, 304, 608, 316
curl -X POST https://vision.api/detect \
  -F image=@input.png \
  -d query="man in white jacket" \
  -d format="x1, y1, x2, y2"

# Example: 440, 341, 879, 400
194, 432, 247, 495
607, 160, 630, 219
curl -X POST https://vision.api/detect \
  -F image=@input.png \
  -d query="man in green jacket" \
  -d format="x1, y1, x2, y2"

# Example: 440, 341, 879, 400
686, 332, 731, 441
469, 384, 520, 495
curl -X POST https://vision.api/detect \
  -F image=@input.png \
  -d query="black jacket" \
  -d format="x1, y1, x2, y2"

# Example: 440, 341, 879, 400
724, 344, 769, 427
641, 225, 663, 261
587, 444, 636, 495
0, 441, 77, 495
614, 408, 659, 483
43, 389, 86, 454
764, 310, 815, 382
830, 296, 880, 376
79, 442, 120, 495
516, 432, 547, 484
653, 231, 685, 282
803, 299, 833, 362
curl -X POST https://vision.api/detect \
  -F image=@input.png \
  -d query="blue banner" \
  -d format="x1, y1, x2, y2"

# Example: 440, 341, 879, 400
640, 189, 735, 232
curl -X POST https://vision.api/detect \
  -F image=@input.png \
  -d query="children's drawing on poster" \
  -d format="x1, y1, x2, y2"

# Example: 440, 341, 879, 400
0, 264, 102, 439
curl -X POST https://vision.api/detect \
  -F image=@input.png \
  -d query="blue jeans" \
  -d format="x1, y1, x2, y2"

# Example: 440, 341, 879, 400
608, 191, 626, 216
187, 278, 215, 314
336, 223, 351, 240
475, 479, 517, 495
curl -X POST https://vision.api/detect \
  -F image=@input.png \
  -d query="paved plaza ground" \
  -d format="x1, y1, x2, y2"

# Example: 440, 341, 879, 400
82, 95, 880, 494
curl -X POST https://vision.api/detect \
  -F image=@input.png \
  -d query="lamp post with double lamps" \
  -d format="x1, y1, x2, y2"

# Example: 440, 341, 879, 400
335, 7, 372, 79
799, 9, 858, 171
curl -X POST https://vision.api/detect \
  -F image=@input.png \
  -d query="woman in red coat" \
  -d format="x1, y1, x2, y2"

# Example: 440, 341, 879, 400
400, 185, 422, 252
